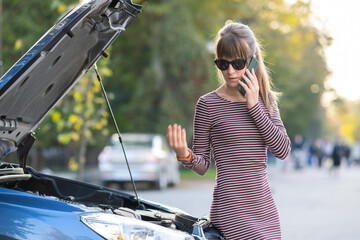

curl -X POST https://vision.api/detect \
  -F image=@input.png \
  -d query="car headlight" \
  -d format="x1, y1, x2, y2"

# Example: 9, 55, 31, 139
80, 212, 195, 240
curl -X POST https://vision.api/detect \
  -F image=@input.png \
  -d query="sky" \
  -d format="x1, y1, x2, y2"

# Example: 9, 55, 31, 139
307, 0, 360, 101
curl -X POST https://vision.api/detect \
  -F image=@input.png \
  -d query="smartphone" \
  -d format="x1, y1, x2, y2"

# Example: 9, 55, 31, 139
238, 57, 259, 96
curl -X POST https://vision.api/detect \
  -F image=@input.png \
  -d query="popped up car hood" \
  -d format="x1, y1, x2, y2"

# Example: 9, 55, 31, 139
0, 0, 141, 164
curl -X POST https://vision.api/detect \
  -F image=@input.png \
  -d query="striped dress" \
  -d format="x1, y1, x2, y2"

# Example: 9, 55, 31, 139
181, 91, 291, 240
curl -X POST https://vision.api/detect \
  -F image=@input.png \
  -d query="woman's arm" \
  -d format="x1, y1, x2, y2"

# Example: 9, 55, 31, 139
248, 101, 291, 160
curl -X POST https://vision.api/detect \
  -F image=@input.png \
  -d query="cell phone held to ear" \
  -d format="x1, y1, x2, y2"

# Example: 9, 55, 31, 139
238, 56, 259, 96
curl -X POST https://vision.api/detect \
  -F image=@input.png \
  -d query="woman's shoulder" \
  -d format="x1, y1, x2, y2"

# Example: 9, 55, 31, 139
194, 91, 220, 111
198, 91, 219, 103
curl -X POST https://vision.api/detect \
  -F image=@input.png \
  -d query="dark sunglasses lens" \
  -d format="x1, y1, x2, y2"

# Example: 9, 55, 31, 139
216, 59, 229, 70
231, 59, 246, 70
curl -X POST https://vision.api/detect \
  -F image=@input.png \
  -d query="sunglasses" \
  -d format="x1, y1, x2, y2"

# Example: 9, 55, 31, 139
214, 56, 253, 71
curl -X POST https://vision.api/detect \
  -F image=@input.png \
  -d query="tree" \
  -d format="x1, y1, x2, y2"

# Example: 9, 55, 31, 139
2, 0, 75, 72
2, 0, 111, 176
106, 0, 213, 140
38, 60, 110, 179
2, 0, 333, 168
193, 0, 331, 140
329, 97, 360, 143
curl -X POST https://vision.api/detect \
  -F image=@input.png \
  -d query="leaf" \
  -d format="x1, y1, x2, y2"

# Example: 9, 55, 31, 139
14, 39, 23, 50
69, 114, 78, 124
68, 156, 79, 171
51, 111, 61, 122
58, 134, 71, 145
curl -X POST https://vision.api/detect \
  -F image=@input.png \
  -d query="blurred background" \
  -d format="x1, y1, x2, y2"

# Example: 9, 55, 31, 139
1, 0, 360, 239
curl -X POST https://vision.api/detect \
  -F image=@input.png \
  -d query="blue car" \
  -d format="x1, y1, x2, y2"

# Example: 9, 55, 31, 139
0, 1, 223, 239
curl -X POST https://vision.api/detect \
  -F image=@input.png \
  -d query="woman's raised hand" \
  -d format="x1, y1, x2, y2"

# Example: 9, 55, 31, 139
238, 68, 259, 109
166, 124, 189, 158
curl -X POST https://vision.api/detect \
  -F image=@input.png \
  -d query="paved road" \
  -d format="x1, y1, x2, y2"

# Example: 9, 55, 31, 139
270, 166, 360, 240
132, 166, 360, 240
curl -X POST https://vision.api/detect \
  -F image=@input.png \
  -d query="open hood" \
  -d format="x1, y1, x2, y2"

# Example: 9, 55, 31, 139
0, 0, 142, 163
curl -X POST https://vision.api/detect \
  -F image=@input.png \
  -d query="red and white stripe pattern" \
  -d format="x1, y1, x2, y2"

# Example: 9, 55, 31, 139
181, 91, 291, 239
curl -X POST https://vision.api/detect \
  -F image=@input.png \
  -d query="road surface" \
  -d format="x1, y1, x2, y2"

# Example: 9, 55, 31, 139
131, 166, 360, 240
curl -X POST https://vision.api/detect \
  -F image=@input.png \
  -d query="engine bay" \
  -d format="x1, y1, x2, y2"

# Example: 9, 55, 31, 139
0, 162, 223, 239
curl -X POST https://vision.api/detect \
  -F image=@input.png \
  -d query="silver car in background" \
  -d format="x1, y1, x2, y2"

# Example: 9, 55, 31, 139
98, 133, 180, 189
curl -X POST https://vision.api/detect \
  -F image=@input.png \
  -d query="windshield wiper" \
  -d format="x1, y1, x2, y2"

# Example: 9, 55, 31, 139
94, 64, 144, 210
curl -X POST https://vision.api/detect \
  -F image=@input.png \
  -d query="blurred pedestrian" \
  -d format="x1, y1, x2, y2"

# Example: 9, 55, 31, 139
166, 22, 291, 240
331, 140, 343, 176
350, 140, 360, 165
292, 134, 305, 170
343, 141, 351, 167
323, 138, 334, 168
307, 139, 315, 167
314, 139, 325, 168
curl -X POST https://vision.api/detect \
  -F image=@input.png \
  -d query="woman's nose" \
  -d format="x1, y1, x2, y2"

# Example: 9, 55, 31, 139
227, 64, 236, 73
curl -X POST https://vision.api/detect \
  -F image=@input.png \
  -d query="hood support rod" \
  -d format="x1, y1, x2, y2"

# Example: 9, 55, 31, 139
94, 64, 144, 210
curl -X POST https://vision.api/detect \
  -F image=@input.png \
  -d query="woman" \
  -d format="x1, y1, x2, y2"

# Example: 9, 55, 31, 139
167, 22, 291, 239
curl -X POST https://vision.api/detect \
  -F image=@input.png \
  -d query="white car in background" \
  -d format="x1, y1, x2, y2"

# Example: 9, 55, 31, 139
98, 133, 180, 189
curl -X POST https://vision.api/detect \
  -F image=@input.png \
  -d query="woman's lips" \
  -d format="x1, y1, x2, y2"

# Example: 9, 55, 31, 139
228, 77, 238, 82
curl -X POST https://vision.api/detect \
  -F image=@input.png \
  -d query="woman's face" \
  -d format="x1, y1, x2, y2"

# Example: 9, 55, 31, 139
220, 57, 247, 89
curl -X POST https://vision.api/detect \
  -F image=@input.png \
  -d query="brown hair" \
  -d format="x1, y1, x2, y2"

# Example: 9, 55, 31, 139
214, 22, 278, 114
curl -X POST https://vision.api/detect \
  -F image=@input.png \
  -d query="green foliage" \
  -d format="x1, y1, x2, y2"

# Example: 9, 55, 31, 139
135, 0, 212, 136
329, 97, 360, 143
193, 0, 332, 140
2, 0, 334, 165
114, 0, 331, 141
106, 0, 213, 140
2, 0, 76, 72
36, 58, 110, 176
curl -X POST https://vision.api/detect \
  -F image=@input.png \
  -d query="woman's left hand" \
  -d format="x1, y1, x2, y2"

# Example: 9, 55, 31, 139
238, 68, 259, 109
